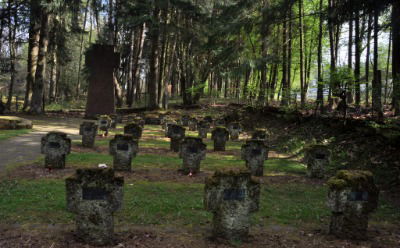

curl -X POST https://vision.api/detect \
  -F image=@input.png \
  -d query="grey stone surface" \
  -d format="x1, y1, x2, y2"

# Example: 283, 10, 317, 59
180, 115, 190, 126
228, 122, 242, 141
98, 115, 112, 136
124, 123, 143, 140
204, 170, 260, 241
66, 168, 123, 246
211, 127, 229, 151
214, 118, 226, 127
304, 145, 330, 178
166, 124, 185, 152
79, 122, 98, 148
326, 170, 379, 240
179, 137, 206, 174
109, 135, 139, 171
241, 140, 268, 176
197, 120, 210, 139
188, 117, 198, 131
41, 132, 71, 169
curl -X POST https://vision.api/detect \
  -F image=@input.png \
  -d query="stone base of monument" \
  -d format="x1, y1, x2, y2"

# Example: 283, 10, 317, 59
82, 136, 96, 148
45, 155, 66, 169
113, 156, 133, 172
329, 212, 369, 240
0, 116, 33, 130
170, 138, 182, 152
214, 142, 226, 151
198, 129, 208, 139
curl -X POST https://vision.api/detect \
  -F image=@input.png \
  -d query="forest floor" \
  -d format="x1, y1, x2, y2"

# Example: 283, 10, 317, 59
0, 104, 399, 247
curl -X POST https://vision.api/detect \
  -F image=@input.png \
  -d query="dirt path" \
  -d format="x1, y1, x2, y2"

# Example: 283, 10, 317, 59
0, 116, 82, 171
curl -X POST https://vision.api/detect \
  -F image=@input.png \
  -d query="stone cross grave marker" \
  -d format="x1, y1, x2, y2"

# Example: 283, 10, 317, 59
304, 145, 331, 178
188, 117, 198, 131
204, 169, 260, 241
166, 124, 186, 152
179, 137, 207, 174
98, 115, 112, 136
124, 123, 143, 140
180, 115, 190, 126
41, 132, 71, 169
66, 168, 123, 246
109, 135, 139, 171
327, 170, 379, 240
197, 120, 210, 139
241, 140, 268, 176
228, 122, 242, 141
79, 121, 98, 148
211, 127, 230, 151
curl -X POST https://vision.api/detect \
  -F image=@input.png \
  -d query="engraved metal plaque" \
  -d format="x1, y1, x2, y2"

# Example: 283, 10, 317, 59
348, 192, 369, 201
82, 187, 109, 200
223, 188, 245, 201
117, 143, 129, 151
188, 146, 198, 153
251, 149, 262, 156
85, 127, 93, 132
49, 142, 60, 149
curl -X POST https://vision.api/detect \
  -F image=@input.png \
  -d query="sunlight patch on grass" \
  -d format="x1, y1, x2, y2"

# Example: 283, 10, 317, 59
0, 129, 31, 141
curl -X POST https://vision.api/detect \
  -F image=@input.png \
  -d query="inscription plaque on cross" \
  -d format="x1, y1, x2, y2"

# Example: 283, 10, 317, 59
85, 44, 120, 118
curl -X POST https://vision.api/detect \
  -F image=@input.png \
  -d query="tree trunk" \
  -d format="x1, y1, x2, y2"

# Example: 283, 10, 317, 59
365, 13, 372, 107
281, 15, 289, 106
23, 0, 41, 111
393, 1, 400, 115
316, 0, 324, 113
354, 11, 361, 107
299, 0, 306, 107
30, 9, 50, 114
372, 9, 383, 119
48, 48, 57, 104
6, 0, 17, 110
147, 5, 160, 109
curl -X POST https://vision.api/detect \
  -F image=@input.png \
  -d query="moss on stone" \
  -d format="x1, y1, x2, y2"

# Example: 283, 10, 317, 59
327, 170, 375, 191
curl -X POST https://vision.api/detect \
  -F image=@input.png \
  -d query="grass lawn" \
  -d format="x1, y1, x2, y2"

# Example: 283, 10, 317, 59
0, 129, 31, 141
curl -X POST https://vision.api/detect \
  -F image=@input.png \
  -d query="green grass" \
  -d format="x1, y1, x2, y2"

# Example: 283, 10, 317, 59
0, 179, 398, 227
0, 129, 31, 141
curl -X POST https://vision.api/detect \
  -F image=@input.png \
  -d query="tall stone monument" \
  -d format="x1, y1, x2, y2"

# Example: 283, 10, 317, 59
85, 44, 119, 118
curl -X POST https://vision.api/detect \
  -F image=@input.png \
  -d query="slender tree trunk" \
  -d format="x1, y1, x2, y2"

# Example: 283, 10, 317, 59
30, 9, 50, 114
48, 48, 57, 103
75, 0, 91, 98
316, 0, 324, 113
299, 0, 306, 107
384, 30, 392, 105
372, 9, 383, 119
354, 11, 361, 107
148, 5, 160, 109
258, 0, 270, 105
281, 14, 289, 106
392, 1, 400, 115
6, 0, 17, 110
365, 13, 372, 107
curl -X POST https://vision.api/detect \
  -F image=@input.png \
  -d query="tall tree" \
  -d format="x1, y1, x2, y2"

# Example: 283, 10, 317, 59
30, 1, 51, 114
316, 0, 324, 113
372, 8, 383, 119
393, 1, 400, 115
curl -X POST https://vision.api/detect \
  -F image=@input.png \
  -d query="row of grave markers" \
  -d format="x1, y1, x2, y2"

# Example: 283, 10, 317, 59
39, 114, 379, 245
